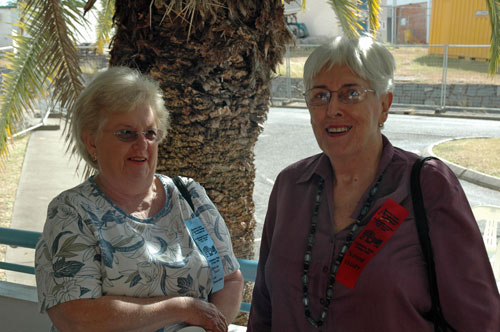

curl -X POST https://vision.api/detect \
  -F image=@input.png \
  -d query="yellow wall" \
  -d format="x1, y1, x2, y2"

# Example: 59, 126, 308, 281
429, 0, 490, 60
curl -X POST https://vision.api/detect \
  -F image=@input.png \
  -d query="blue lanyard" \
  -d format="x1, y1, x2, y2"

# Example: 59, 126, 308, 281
184, 216, 224, 293
172, 176, 225, 293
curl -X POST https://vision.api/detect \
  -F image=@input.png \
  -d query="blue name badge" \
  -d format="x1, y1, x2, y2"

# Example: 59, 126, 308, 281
185, 216, 224, 293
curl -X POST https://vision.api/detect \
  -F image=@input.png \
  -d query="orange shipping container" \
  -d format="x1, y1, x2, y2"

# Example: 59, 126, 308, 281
429, 0, 490, 60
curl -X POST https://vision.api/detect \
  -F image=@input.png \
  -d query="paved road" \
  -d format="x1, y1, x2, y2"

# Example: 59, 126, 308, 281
253, 107, 500, 257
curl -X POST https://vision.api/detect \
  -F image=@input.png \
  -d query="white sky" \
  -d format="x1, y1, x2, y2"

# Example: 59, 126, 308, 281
0, 0, 15, 6
0, 0, 97, 43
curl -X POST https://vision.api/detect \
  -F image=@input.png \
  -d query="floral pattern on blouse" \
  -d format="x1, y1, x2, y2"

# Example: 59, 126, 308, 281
35, 175, 239, 332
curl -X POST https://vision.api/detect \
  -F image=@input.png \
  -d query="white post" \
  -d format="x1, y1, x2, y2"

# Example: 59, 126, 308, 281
426, 0, 432, 43
285, 45, 291, 102
440, 45, 448, 111
392, 0, 397, 44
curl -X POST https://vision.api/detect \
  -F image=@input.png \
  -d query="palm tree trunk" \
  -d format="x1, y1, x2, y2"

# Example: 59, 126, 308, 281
109, 0, 292, 261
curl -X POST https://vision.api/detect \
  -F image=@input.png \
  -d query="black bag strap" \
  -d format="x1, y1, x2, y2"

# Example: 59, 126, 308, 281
411, 156, 458, 332
172, 176, 195, 212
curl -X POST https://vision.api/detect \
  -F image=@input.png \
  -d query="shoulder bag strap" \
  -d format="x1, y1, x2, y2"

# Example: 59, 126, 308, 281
172, 176, 195, 212
172, 176, 225, 293
411, 156, 457, 332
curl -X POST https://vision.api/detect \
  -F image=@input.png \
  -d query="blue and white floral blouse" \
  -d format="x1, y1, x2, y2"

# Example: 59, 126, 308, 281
35, 174, 240, 332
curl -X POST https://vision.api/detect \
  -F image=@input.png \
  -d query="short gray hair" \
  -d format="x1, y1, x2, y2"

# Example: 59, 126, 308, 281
70, 66, 170, 170
303, 35, 396, 96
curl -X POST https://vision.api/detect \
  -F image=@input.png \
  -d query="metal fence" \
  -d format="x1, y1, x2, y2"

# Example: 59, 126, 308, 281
271, 44, 500, 115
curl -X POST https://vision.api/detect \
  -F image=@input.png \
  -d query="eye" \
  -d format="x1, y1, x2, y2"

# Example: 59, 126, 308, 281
340, 86, 364, 102
119, 129, 134, 135
313, 90, 330, 101
307, 89, 330, 105
114, 129, 137, 141
144, 129, 159, 141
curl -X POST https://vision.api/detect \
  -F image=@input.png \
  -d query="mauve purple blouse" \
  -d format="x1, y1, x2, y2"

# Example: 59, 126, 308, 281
248, 136, 500, 332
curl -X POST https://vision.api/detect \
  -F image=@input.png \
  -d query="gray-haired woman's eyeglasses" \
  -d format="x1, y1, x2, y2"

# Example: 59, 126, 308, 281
304, 85, 375, 106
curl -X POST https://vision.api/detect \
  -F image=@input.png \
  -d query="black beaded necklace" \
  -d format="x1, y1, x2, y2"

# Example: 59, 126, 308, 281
302, 172, 385, 328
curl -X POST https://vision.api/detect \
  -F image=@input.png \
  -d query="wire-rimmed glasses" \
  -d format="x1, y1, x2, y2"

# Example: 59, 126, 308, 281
111, 129, 163, 143
304, 85, 375, 106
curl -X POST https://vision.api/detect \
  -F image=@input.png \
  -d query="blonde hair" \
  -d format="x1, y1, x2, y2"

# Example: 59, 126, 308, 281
70, 66, 170, 170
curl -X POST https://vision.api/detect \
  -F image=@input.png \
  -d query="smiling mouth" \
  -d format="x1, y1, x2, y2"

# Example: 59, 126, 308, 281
129, 157, 146, 162
326, 126, 352, 134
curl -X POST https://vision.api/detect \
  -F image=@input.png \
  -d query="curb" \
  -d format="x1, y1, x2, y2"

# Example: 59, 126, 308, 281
33, 117, 61, 131
34, 124, 60, 131
425, 137, 500, 191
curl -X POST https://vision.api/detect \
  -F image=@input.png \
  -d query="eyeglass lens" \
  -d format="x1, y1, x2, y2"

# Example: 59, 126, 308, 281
113, 129, 161, 142
306, 85, 369, 105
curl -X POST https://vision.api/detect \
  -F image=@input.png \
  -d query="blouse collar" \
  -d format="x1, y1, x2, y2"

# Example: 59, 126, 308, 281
296, 135, 395, 185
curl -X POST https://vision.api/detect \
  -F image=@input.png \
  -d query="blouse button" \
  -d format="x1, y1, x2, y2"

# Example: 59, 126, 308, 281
322, 266, 329, 273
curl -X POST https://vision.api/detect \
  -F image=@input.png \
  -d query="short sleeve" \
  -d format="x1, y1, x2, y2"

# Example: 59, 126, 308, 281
35, 192, 103, 312
183, 178, 240, 276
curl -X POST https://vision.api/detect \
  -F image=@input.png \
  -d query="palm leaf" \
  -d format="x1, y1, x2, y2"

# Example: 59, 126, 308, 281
0, 33, 46, 160
95, 0, 114, 54
367, 0, 381, 36
486, 0, 500, 74
25, 0, 85, 110
0, 0, 87, 163
328, 0, 363, 38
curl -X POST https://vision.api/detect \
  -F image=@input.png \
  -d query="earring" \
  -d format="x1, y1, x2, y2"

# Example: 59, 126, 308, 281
378, 123, 384, 128
92, 154, 97, 162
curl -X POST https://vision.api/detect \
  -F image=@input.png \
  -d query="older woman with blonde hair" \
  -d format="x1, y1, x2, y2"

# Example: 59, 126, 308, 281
35, 66, 243, 332
248, 36, 499, 331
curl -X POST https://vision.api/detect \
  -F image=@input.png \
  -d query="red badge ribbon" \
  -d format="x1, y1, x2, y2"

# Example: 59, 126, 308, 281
336, 198, 409, 289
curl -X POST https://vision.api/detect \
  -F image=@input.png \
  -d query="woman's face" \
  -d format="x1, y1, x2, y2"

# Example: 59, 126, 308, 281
84, 104, 160, 190
308, 64, 392, 162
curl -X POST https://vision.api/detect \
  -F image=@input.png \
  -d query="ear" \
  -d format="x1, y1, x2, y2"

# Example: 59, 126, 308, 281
82, 130, 97, 158
379, 92, 393, 124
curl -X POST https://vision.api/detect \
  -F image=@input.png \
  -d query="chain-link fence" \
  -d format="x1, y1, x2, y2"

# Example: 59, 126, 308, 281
271, 44, 500, 114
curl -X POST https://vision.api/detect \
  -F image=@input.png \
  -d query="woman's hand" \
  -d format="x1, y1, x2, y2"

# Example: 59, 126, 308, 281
181, 297, 228, 332
47, 295, 228, 332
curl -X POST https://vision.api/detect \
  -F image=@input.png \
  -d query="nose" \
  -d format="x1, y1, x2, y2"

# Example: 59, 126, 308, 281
132, 133, 148, 149
326, 93, 343, 117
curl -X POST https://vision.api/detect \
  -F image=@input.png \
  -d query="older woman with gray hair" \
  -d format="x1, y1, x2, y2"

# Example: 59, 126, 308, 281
248, 36, 499, 331
35, 66, 243, 332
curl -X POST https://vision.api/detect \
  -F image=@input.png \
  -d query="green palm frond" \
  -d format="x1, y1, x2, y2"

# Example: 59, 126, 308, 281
95, 0, 114, 53
486, 0, 500, 74
0, 33, 46, 160
0, 0, 87, 162
367, 0, 381, 36
328, 0, 363, 38
25, 0, 85, 109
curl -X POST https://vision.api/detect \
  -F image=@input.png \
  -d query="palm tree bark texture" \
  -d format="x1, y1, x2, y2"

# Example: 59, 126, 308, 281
109, 1, 292, 264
